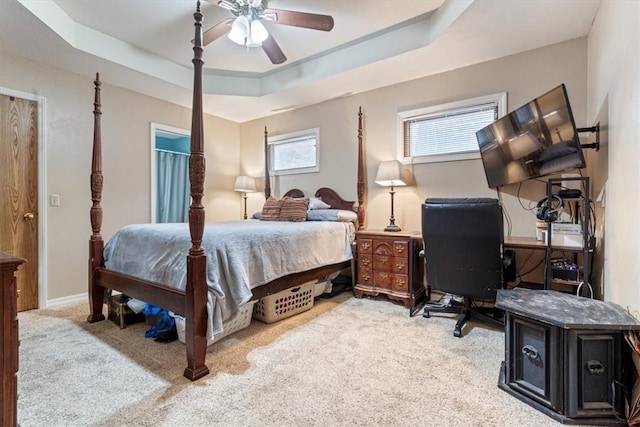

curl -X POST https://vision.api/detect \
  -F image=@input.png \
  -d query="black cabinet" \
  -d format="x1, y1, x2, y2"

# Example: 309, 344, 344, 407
506, 314, 562, 411
497, 288, 639, 425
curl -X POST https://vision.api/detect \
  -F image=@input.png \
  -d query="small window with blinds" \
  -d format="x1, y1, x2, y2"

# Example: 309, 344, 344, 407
399, 93, 506, 163
269, 128, 320, 175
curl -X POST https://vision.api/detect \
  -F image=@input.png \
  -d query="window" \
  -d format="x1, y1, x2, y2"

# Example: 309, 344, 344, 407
268, 128, 319, 175
399, 93, 506, 163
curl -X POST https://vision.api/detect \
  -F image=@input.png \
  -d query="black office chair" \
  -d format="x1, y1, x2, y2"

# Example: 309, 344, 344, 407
421, 198, 514, 337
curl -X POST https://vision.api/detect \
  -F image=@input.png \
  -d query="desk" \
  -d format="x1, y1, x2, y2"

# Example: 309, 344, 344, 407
505, 236, 582, 252
505, 236, 591, 293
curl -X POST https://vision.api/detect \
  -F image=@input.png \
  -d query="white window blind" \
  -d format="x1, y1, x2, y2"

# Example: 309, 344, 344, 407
269, 128, 319, 175
399, 93, 506, 163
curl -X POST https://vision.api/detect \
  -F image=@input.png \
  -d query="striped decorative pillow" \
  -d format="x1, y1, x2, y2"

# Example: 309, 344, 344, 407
279, 197, 309, 222
260, 197, 284, 221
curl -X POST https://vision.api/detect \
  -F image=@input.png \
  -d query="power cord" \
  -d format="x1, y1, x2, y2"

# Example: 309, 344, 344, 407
575, 281, 593, 298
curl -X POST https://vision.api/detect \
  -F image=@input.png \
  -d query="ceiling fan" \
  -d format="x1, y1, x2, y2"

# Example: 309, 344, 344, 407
202, 0, 334, 64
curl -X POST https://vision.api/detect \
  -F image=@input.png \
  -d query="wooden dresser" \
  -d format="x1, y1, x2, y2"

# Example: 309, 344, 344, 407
1, 252, 25, 427
354, 230, 424, 314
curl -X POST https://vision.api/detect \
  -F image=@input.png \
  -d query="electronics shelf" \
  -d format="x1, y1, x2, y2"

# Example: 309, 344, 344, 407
504, 176, 593, 296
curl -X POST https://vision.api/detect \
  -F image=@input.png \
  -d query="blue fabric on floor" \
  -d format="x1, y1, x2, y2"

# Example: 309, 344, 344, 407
142, 304, 175, 338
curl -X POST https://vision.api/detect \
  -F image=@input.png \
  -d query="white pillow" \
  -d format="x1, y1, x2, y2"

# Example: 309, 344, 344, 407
307, 197, 331, 211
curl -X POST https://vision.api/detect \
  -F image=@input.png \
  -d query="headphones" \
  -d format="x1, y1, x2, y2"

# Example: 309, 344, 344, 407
536, 194, 563, 222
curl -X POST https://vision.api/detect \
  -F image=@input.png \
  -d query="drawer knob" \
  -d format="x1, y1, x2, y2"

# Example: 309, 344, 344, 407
361, 258, 370, 266
362, 242, 370, 250
521, 345, 539, 361
395, 262, 405, 270
379, 272, 389, 279
586, 360, 605, 375
362, 274, 370, 281
395, 245, 405, 253
396, 278, 405, 286
379, 256, 388, 264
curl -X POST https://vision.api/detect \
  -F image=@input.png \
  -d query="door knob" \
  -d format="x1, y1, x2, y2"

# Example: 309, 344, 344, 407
23, 212, 35, 221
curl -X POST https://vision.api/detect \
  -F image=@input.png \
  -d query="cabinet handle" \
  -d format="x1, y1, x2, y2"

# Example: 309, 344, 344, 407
361, 258, 370, 266
586, 360, 605, 375
395, 262, 405, 270
522, 345, 539, 360
362, 274, 370, 281
362, 242, 370, 250
379, 272, 389, 279
395, 245, 405, 253
396, 278, 405, 287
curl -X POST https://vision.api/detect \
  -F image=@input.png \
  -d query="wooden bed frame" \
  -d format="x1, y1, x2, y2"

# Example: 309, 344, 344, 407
87, 3, 366, 381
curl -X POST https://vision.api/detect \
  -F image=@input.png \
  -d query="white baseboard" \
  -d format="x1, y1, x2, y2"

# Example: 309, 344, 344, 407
45, 293, 88, 309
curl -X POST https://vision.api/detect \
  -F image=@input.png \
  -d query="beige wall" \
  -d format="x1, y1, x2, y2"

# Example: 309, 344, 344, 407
241, 38, 589, 250
587, 0, 640, 312
0, 52, 241, 303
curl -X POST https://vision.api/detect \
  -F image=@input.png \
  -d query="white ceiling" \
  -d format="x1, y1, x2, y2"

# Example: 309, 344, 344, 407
0, 0, 601, 123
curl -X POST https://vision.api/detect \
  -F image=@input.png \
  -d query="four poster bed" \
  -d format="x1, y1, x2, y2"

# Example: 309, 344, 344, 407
87, 3, 366, 381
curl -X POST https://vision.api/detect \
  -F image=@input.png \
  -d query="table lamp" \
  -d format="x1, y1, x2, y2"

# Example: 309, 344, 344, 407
375, 160, 406, 232
233, 175, 256, 219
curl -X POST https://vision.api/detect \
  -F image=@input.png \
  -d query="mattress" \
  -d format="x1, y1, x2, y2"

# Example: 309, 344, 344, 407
103, 220, 355, 339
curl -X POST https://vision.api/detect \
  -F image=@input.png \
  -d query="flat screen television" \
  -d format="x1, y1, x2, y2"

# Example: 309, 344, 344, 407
476, 84, 586, 188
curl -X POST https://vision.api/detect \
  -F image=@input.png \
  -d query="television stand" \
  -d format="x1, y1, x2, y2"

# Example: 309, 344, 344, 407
496, 288, 639, 425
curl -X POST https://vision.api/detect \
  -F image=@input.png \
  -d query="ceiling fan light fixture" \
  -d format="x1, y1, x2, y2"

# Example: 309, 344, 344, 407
228, 15, 250, 45
250, 19, 269, 44
245, 34, 263, 48
217, 0, 239, 12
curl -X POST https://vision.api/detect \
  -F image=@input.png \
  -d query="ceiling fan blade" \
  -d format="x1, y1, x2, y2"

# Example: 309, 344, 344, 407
263, 8, 334, 32
200, 18, 234, 46
262, 34, 286, 65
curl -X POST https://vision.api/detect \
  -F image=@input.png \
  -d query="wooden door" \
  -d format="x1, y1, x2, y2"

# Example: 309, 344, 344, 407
0, 94, 38, 311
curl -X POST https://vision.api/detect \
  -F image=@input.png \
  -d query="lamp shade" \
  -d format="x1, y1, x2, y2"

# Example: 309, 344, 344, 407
375, 160, 406, 187
250, 19, 269, 44
233, 175, 256, 193
228, 15, 250, 45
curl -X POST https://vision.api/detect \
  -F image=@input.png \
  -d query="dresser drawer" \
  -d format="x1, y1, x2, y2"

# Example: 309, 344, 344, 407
373, 270, 392, 289
358, 265, 372, 286
358, 254, 372, 269
373, 239, 393, 256
391, 273, 409, 292
373, 254, 392, 272
392, 257, 408, 274
358, 238, 373, 254
392, 241, 409, 257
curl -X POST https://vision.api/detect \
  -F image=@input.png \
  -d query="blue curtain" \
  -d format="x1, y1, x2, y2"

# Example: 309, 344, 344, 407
156, 150, 189, 223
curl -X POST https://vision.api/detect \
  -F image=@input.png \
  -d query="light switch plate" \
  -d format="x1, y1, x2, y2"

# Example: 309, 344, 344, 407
50, 194, 60, 207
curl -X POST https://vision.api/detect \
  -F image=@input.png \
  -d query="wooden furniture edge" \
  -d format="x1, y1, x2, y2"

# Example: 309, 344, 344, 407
0, 252, 25, 427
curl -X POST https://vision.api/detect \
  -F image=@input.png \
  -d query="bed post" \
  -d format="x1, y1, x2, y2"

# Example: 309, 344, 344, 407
87, 73, 106, 323
264, 126, 271, 199
183, 1, 210, 381
356, 107, 365, 230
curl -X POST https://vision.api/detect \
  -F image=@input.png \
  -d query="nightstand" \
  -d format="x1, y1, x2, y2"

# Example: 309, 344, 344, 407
353, 230, 425, 315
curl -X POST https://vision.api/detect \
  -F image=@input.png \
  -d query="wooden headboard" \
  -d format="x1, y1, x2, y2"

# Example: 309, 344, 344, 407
262, 106, 365, 226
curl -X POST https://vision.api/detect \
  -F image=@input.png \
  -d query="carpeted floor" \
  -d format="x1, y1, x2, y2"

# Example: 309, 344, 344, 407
18, 293, 567, 426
